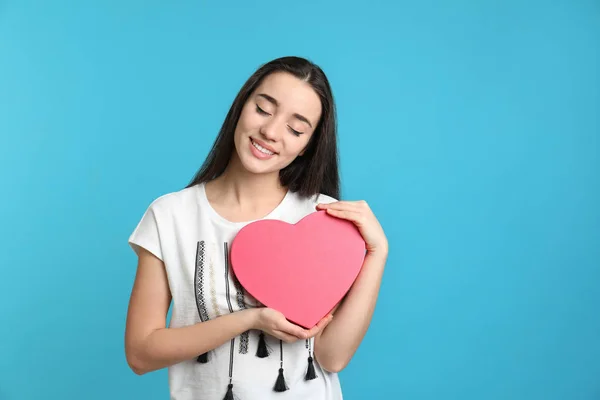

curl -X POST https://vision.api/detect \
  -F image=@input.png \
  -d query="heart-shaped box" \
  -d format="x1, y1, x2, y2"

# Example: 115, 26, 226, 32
230, 210, 366, 328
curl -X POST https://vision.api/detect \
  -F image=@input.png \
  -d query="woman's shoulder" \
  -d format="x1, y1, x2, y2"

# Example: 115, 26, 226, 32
140, 184, 200, 216
313, 192, 338, 205
294, 191, 338, 207
282, 190, 338, 219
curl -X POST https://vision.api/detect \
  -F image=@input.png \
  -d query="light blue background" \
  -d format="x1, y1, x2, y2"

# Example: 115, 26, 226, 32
1, 1, 599, 399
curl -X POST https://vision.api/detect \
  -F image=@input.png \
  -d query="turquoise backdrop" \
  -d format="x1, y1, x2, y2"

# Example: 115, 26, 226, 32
1, 1, 599, 399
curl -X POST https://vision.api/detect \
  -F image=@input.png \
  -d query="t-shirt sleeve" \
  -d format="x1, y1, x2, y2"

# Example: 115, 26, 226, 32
316, 193, 338, 205
128, 203, 164, 261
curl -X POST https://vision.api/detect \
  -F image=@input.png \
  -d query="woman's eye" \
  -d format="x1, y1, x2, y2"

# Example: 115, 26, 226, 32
255, 104, 302, 136
288, 126, 303, 136
256, 105, 270, 116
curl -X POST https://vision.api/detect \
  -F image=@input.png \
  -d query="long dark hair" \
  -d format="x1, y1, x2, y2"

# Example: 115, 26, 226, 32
185, 56, 340, 199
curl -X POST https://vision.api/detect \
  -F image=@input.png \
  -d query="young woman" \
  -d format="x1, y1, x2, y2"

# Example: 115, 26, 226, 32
125, 56, 388, 400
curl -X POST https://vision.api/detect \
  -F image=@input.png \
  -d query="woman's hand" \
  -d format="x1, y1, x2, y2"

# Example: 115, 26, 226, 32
252, 308, 333, 343
317, 200, 388, 259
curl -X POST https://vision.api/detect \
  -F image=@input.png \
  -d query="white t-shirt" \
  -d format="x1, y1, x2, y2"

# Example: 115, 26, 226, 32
128, 182, 342, 400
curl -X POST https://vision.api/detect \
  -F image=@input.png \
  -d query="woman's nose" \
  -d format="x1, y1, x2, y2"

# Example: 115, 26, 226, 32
259, 119, 282, 142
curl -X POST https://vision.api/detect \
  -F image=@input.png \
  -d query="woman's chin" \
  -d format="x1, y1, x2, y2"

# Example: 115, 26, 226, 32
238, 154, 279, 175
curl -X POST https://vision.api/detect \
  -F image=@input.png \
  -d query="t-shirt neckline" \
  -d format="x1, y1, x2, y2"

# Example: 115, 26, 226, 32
196, 182, 292, 228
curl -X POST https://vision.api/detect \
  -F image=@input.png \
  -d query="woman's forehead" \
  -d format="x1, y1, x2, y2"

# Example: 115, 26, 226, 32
254, 72, 322, 124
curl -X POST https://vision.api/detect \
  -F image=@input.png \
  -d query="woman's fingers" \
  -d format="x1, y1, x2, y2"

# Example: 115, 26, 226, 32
276, 316, 333, 342
263, 313, 335, 343
318, 200, 372, 212
306, 314, 334, 338
318, 199, 387, 256
322, 208, 364, 224
276, 319, 310, 339
317, 201, 360, 212
273, 330, 302, 343
260, 308, 337, 342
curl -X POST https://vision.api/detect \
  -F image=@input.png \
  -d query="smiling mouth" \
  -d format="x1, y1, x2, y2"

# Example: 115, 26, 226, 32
251, 138, 276, 156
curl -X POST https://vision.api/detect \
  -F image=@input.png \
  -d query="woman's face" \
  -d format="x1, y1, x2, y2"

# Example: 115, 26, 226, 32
232, 71, 322, 177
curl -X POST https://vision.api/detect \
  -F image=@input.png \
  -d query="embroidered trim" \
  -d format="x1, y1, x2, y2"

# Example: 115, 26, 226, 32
233, 274, 249, 354
194, 241, 209, 323
224, 242, 234, 314
208, 242, 221, 317
224, 242, 249, 354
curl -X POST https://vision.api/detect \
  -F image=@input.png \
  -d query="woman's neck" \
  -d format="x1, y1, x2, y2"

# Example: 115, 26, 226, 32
204, 157, 288, 222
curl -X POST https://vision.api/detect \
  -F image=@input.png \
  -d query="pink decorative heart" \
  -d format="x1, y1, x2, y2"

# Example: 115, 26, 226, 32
230, 210, 366, 328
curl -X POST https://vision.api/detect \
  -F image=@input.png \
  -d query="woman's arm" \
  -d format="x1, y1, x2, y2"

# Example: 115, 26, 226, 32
125, 247, 319, 375
313, 200, 388, 373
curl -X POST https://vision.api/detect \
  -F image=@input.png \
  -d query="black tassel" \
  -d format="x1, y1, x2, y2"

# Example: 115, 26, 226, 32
256, 331, 270, 358
274, 368, 288, 392
223, 383, 234, 400
305, 356, 317, 380
197, 352, 208, 363
305, 339, 317, 380
273, 340, 288, 392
